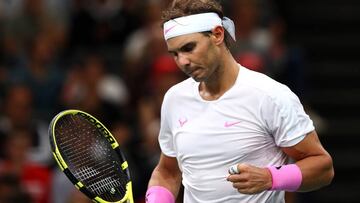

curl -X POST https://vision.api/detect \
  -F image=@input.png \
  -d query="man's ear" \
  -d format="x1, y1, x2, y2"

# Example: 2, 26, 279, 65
211, 26, 225, 45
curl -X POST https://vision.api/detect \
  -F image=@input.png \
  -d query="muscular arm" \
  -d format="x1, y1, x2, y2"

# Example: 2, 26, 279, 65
227, 130, 334, 194
148, 153, 182, 198
282, 130, 334, 191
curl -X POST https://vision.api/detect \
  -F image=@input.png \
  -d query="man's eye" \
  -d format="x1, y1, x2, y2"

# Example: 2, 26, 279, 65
182, 44, 195, 52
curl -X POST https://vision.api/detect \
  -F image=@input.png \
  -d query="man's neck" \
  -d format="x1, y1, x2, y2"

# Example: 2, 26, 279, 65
199, 56, 239, 101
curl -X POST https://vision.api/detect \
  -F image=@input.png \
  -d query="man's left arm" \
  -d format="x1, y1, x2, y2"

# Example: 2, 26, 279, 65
281, 130, 334, 191
227, 130, 334, 194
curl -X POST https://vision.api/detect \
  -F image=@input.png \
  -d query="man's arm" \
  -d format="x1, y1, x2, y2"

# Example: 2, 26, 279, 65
227, 130, 334, 194
281, 130, 334, 191
147, 153, 182, 199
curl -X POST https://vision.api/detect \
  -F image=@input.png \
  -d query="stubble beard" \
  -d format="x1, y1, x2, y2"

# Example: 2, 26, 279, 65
193, 63, 221, 84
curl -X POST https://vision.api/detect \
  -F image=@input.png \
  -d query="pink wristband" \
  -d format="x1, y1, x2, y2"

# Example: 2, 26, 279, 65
145, 186, 175, 203
267, 164, 302, 191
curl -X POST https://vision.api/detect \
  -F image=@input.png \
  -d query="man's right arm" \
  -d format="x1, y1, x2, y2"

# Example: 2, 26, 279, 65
147, 153, 182, 201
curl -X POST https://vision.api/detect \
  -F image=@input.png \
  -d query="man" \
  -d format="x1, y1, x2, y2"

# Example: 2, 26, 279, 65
145, 0, 334, 202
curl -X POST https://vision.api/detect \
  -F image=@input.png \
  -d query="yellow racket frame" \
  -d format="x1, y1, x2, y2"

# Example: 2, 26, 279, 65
50, 109, 134, 203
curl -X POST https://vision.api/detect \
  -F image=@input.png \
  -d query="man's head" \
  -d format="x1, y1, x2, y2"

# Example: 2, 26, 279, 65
162, 0, 235, 48
161, 0, 236, 82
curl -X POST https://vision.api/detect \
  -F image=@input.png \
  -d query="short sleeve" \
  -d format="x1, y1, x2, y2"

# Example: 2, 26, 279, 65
158, 92, 177, 157
261, 85, 315, 147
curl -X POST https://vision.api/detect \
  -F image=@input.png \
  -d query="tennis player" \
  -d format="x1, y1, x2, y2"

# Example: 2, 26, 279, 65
145, 0, 334, 202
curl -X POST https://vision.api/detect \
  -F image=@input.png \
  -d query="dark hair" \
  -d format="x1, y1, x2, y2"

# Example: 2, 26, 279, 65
162, 0, 224, 21
162, 0, 234, 48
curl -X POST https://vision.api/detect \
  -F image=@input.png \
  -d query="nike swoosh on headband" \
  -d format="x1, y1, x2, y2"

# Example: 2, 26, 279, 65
164, 24, 177, 35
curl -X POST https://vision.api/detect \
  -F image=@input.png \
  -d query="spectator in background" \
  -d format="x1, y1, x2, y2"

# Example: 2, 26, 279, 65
0, 84, 50, 165
60, 52, 128, 127
1, 0, 66, 64
229, 0, 271, 73
122, 0, 169, 109
1, 0, 68, 123
66, 0, 142, 53
0, 173, 32, 203
2, 0, 48, 54
6, 31, 64, 120
228, 0, 307, 98
265, 16, 307, 99
0, 128, 51, 203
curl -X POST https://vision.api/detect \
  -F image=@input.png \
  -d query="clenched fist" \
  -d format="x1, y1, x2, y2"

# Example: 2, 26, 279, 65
227, 163, 273, 194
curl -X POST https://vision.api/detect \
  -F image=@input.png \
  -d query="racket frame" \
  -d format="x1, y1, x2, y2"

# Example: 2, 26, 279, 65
49, 109, 134, 203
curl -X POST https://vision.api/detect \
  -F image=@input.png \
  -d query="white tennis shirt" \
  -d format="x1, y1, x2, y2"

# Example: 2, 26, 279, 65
159, 65, 314, 203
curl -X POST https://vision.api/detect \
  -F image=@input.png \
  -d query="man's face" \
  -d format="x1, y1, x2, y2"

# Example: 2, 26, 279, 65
166, 32, 220, 82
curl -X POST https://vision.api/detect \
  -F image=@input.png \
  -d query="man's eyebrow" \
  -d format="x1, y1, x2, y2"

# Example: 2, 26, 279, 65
168, 41, 196, 53
168, 49, 176, 54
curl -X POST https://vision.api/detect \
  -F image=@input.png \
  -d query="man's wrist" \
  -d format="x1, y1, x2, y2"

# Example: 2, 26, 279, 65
267, 164, 303, 191
264, 167, 274, 190
145, 186, 175, 203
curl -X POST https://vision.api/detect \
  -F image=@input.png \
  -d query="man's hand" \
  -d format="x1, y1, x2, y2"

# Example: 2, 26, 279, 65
227, 163, 273, 194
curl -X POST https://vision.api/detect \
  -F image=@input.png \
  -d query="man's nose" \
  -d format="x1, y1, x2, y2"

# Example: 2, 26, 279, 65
177, 53, 190, 66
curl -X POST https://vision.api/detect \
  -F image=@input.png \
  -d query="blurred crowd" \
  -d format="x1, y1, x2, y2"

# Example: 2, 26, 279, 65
0, 0, 315, 203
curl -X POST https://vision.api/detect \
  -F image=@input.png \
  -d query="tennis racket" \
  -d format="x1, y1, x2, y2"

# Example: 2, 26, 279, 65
49, 109, 134, 203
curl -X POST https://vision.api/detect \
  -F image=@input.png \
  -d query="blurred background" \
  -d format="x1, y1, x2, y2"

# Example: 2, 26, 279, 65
0, 0, 359, 202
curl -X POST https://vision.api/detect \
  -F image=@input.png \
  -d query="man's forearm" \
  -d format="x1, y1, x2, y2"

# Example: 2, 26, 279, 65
281, 131, 334, 192
148, 165, 182, 198
296, 154, 334, 192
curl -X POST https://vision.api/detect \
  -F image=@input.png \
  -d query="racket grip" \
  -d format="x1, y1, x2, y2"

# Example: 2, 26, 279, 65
146, 186, 175, 203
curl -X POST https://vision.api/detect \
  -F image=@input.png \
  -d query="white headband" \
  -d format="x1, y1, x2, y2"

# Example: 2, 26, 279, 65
163, 12, 236, 41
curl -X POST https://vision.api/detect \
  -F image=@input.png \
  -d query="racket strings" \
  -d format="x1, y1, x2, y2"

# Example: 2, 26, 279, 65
55, 114, 129, 201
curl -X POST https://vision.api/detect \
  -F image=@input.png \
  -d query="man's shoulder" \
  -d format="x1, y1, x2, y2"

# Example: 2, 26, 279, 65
240, 67, 301, 111
165, 77, 194, 97
161, 78, 195, 110
239, 66, 289, 96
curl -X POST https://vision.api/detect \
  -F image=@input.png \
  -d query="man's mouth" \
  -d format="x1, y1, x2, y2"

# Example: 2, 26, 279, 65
187, 67, 201, 76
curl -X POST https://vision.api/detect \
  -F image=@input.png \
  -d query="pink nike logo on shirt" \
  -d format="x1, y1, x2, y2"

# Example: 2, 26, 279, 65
224, 121, 241, 127
164, 25, 177, 35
